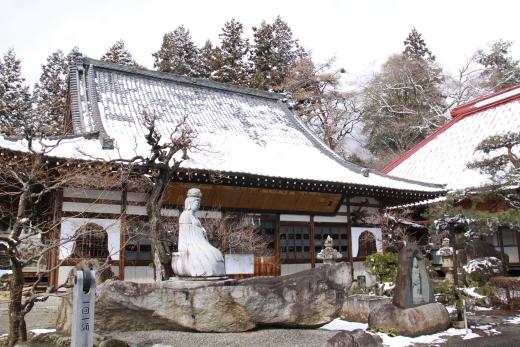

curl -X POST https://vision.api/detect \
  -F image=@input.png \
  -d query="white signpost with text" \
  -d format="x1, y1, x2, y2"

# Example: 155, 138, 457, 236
71, 268, 96, 347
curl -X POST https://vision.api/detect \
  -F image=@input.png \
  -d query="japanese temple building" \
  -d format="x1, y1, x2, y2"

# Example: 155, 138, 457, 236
0, 57, 444, 285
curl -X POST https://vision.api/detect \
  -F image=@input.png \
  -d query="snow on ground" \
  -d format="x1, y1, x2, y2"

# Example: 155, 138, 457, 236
320, 318, 503, 347
473, 306, 493, 311
0, 329, 55, 338
320, 318, 368, 331
504, 316, 520, 324
461, 287, 486, 299
30, 328, 56, 335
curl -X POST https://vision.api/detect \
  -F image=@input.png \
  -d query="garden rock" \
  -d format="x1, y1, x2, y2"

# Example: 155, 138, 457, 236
324, 329, 383, 347
368, 302, 450, 337
58, 262, 352, 333
464, 257, 503, 285
340, 295, 391, 323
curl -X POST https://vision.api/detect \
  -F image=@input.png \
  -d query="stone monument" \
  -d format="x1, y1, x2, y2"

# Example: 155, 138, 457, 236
368, 244, 449, 337
317, 235, 342, 265
172, 188, 226, 277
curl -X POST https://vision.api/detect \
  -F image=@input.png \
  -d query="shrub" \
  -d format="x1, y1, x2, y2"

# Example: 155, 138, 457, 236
364, 252, 399, 283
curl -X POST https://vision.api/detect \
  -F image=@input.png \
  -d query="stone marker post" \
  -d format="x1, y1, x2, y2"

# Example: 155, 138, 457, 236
72, 268, 96, 347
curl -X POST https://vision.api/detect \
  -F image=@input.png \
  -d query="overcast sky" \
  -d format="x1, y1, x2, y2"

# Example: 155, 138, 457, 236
1, 0, 519, 87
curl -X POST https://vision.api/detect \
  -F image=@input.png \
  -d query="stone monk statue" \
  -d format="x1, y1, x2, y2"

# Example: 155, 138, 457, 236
172, 188, 226, 277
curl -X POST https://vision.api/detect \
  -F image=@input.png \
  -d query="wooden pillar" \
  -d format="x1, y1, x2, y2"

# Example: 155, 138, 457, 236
498, 227, 507, 273
310, 215, 316, 268
119, 184, 128, 281
49, 189, 63, 288
275, 213, 281, 276
346, 196, 354, 278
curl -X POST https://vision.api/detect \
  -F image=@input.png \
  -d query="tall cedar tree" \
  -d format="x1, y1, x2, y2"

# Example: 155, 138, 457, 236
198, 40, 219, 78
0, 49, 32, 137
153, 26, 200, 76
101, 40, 139, 66
250, 16, 301, 91
284, 54, 363, 153
476, 40, 520, 91
362, 28, 446, 163
211, 19, 250, 84
33, 50, 68, 136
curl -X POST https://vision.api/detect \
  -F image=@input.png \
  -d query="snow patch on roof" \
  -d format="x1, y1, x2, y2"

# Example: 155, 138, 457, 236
387, 98, 520, 190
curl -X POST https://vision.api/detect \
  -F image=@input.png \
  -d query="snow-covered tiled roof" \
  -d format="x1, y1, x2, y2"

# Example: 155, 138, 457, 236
384, 84, 520, 190
0, 57, 444, 197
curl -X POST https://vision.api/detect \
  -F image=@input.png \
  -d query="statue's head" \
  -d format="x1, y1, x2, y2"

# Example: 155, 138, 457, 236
185, 188, 202, 211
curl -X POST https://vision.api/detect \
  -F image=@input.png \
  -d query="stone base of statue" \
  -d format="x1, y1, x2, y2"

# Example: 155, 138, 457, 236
368, 302, 450, 337
57, 262, 352, 334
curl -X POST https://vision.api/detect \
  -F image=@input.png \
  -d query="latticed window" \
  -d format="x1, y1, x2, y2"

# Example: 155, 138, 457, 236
280, 223, 310, 261
357, 230, 377, 257
71, 223, 110, 258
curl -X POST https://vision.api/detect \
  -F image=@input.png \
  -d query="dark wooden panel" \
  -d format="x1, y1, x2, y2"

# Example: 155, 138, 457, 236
164, 183, 342, 214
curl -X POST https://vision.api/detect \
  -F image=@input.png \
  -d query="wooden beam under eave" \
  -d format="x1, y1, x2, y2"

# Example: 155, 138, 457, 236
164, 183, 342, 214
275, 214, 281, 276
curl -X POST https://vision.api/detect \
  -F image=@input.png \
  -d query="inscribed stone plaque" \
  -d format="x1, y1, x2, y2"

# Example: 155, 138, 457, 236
393, 244, 435, 309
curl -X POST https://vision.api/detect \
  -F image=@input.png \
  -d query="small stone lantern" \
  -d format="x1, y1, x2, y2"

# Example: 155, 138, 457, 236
317, 235, 342, 265
436, 238, 454, 282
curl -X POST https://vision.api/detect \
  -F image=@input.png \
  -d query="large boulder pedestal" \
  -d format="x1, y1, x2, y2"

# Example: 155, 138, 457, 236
58, 262, 352, 333
368, 302, 449, 337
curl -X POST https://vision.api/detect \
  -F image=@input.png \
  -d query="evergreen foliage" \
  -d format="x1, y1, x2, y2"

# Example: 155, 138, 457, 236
198, 40, 219, 78
475, 40, 520, 91
33, 50, 68, 136
153, 26, 201, 76
0, 49, 32, 137
362, 29, 446, 162
250, 16, 301, 91
467, 132, 520, 190
211, 19, 250, 84
100, 40, 139, 66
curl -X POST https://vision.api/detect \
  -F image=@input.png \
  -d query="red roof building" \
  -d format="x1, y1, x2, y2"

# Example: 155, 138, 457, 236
384, 84, 520, 190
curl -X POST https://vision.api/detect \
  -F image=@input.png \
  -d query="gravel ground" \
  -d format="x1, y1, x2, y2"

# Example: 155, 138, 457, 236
108, 329, 338, 347
0, 296, 61, 335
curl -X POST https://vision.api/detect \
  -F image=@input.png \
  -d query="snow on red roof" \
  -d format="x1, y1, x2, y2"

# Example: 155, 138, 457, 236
384, 84, 520, 190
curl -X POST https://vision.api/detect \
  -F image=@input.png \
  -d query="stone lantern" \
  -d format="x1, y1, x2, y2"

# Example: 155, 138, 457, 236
317, 235, 342, 265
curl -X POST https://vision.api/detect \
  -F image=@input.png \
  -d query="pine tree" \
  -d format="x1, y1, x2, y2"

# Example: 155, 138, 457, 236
33, 50, 69, 136
475, 40, 520, 91
101, 40, 139, 66
403, 27, 435, 61
211, 19, 250, 84
153, 25, 200, 76
251, 16, 302, 91
362, 29, 446, 163
0, 49, 32, 137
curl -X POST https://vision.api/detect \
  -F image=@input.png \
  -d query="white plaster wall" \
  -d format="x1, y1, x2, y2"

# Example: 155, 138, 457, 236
124, 266, 155, 283
351, 227, 382, 258
314, 215, 349, 223
280, 214, 310, 222
281, 263, 311, 275
59, 217, 121, 260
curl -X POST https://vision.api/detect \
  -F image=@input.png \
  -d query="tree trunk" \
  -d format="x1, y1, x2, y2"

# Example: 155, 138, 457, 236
147, 167, 174, 281
8, 259, 25, 347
